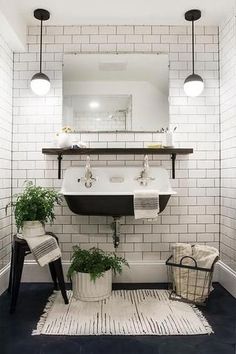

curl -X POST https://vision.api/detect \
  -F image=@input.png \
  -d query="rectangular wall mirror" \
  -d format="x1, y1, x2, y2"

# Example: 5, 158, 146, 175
63, 53, 169, 132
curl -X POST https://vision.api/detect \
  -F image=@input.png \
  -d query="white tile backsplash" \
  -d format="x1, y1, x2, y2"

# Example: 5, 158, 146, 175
220, 15, 236, 272
10, 24, 221, 264
0, 35, 13, 271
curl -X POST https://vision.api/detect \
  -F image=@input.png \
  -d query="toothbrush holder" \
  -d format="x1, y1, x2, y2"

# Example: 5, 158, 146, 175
165, 132, 175, 147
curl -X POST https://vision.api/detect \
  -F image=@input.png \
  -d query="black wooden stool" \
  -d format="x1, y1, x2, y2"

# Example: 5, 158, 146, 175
8, 232, 69, 313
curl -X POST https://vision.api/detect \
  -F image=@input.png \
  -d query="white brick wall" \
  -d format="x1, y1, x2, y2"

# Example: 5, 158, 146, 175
220, 16, 236, 272
0, 36, 13, 270
12, 25, 220, 263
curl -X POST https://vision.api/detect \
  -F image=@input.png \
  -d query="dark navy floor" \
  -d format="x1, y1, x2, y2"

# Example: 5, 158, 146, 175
0, 283, 235, 354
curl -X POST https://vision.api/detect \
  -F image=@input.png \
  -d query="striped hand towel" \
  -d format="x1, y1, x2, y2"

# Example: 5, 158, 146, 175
24, 234, 61, 267
134, 190, 159, 219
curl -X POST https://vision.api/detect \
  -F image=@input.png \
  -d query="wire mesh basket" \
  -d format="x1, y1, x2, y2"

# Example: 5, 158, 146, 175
166, 254, 219, 305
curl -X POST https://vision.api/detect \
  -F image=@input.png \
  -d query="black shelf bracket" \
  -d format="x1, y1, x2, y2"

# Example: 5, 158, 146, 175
171, 153, 176, 179
41, 147, 193, 180
56, 152, 177, 180
57, 154, 63, 179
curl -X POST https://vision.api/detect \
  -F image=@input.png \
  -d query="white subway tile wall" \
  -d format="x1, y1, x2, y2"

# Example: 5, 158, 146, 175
0, 36, 13, 270
12, 25, 220, 263
220, 16, 236, 272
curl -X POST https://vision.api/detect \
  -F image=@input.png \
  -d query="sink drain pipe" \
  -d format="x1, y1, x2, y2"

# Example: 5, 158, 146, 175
110, 217, 121, 248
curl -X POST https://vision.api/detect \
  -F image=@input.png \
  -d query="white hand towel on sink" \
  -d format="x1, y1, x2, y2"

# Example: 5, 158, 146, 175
134, 190, 159, 219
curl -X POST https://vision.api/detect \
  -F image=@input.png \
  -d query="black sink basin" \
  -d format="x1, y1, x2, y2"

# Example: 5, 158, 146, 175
64, 194, 171, 217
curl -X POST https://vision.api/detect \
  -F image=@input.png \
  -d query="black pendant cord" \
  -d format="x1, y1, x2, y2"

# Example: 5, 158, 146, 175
192, 19, 195, 74
39, 18, 43, 73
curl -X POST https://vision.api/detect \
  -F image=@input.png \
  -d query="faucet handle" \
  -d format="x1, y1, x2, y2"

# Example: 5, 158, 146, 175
135, 175, 146, 185
85, 155, 91, 169
78, 156, 97, 188
135, 174, 155, 186
79, 175, 97, 188
143, 155, 149, 170
80, 174, 97, 181
80, 175, 97, 181
134, 155, 155, 186
85, 178, 95, 188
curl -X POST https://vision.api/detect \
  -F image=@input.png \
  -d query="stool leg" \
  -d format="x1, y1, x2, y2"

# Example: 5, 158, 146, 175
10, 242, 25, 314
49, 262, 58, 290
53, 258, 69, 304
8, 244, 14, 294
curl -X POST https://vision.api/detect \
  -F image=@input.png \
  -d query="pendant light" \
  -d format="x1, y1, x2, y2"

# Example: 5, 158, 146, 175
30, 9, 51, 96
184, 9, 204, 97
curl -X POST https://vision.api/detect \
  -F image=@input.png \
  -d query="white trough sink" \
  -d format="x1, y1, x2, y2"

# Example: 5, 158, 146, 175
61, 166, 176, 216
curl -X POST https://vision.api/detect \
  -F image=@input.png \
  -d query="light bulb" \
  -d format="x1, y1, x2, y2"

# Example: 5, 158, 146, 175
89, 101, 100, 109
184, 73, 204, 97
30, 72, 51, 96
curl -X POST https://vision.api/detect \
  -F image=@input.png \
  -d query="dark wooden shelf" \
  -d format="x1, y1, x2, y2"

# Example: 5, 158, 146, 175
42, 147, 193, 155
42, 147, 193, 179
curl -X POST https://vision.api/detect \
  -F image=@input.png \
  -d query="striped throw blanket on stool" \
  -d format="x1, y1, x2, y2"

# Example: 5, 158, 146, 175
134, 190, 159, 219
25, 234, 62, 267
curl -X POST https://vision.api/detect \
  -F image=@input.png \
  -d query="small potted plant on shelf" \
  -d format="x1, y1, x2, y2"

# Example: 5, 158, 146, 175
6, 181, 62, 238
56, 126, 74, 148
68, 246, 129, 301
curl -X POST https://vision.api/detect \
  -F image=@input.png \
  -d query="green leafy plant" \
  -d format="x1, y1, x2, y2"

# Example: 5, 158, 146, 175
6, 181, 62, 231
68, 246, 129, 282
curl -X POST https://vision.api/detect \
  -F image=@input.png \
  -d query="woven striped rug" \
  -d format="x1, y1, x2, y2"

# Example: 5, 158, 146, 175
33, 289, 212, 336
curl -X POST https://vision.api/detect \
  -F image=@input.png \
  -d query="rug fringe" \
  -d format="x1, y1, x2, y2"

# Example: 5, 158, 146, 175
190, 303, 213, 334
32, 291, 58, 335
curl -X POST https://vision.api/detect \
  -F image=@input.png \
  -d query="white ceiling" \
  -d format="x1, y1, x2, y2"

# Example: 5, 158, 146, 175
0, 0, 235, 51
11, 0, 236, 26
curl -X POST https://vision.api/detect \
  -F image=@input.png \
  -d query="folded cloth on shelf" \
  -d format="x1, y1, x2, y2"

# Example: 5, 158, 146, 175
134, 190, 159, 219
24, 234, 62, 267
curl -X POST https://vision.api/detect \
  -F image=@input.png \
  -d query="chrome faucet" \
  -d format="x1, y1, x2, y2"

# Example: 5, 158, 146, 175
135, 155, 155, 186
79, 156, 96, 188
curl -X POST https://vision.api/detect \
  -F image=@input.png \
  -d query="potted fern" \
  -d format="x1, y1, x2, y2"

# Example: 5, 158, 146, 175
6, 181, 62, 238
68, 246, 129, 301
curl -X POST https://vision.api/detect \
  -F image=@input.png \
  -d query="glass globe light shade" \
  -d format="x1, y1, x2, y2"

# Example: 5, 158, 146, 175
30, 72, 51, 96
184, 73, 204, 97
